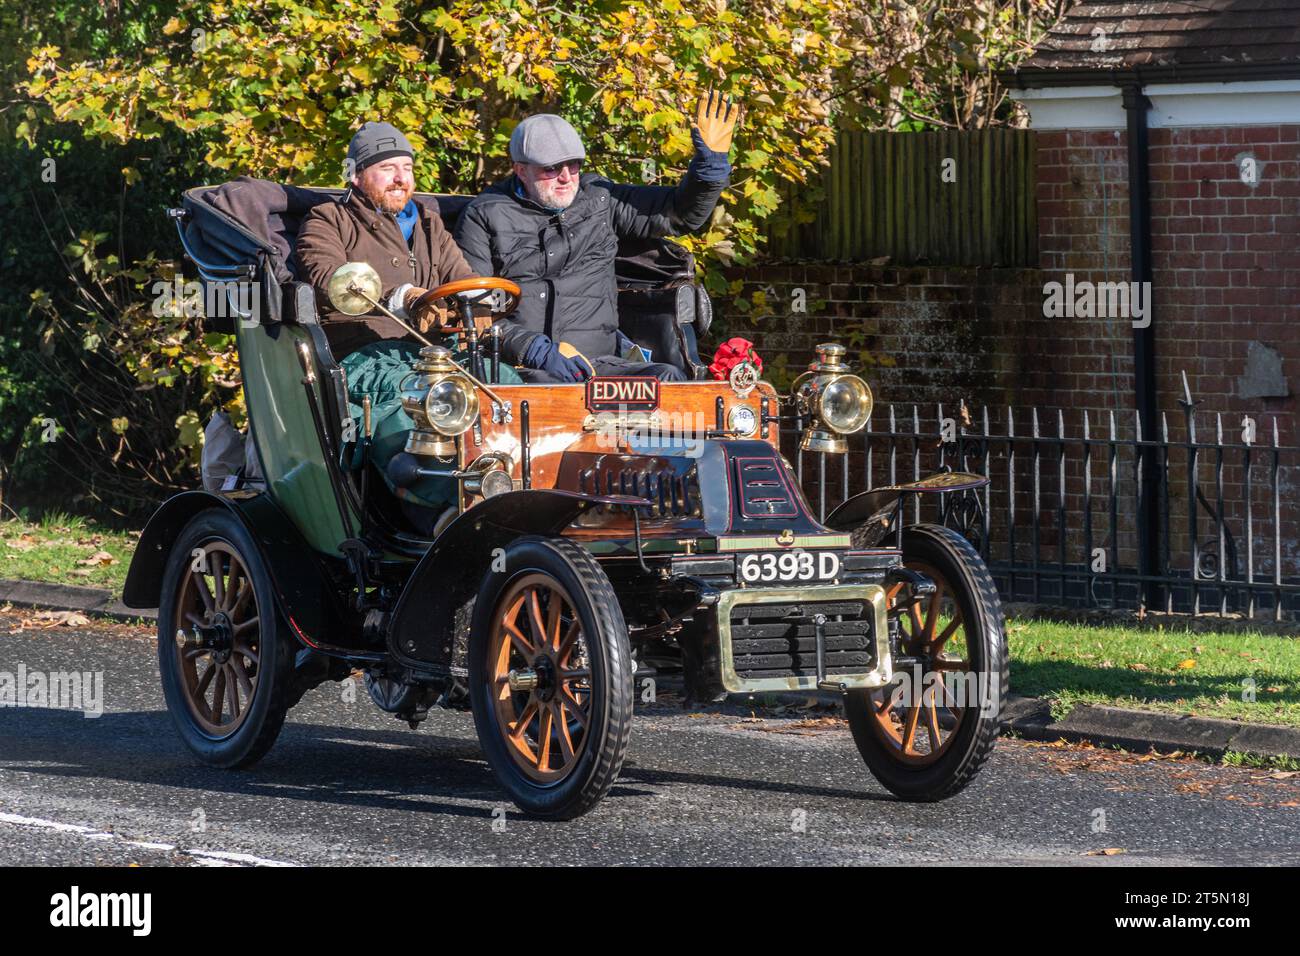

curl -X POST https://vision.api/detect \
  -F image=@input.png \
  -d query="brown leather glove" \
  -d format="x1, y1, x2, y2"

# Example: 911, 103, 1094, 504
403, 287, 455, 333
694, 88, 741, 153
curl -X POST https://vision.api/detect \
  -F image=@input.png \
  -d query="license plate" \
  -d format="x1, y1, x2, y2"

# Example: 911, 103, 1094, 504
736, 550, 843, 584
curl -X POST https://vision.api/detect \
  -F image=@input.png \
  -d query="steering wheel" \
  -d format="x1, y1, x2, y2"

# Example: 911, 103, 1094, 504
411, 276, 522, 325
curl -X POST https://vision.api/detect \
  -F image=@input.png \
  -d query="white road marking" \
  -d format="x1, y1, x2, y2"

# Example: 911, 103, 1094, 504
187, 849, 295, 867
0, 810, 297, 866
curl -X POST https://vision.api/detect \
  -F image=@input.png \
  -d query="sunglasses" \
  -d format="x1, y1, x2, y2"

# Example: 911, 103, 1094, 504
534, 159, 582, 178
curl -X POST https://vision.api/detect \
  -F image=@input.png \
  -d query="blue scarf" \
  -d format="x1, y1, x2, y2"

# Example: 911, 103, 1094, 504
394, 199, 418, 244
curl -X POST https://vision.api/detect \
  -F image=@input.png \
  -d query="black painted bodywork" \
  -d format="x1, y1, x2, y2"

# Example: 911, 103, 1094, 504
122, 489, 349, 647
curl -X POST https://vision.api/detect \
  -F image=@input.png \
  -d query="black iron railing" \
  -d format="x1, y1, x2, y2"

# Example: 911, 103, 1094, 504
786, 400, 1300, 621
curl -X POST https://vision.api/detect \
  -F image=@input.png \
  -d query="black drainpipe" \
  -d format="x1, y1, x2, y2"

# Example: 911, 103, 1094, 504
1122, 84, 1161, 606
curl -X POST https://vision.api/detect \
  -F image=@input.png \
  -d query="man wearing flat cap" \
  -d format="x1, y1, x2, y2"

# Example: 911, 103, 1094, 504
454, 91, 741, 382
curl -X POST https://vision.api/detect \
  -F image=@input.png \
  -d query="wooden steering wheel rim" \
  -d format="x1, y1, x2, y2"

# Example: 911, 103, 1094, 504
429, 276, 521, 299
413, 276, 522, 321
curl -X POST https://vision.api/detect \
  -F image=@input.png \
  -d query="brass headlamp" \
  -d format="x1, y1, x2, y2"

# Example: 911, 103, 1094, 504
793, 343, 874, 454
462, 451, 515, 499
399, 346, 479, 458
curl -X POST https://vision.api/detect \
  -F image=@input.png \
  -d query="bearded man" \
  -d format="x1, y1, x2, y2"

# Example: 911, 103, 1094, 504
296, 122, 520, 524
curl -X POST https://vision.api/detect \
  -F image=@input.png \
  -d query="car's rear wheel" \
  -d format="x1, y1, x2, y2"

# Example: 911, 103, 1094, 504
846, 523, 1006, 800
468, 536, 633, 819
158, 509, 294, 768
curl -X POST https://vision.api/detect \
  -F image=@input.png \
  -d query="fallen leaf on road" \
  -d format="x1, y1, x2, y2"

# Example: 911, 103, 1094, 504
1135, 750, 1184, 761
1084, 848, 1126, 856
22, 610, 91, 628
747, 717, 844, 736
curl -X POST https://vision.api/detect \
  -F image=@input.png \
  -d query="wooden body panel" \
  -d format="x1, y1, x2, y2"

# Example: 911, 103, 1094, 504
463, 380, 780, 492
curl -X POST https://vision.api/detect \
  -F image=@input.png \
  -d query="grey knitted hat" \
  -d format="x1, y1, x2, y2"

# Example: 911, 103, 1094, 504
347, 121, 414, 175
509, 114, 586, 166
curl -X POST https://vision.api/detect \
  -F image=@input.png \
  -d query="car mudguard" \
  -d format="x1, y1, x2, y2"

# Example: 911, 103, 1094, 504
122, 489, 346, 649
387, 488, 645, 670
823, 472, 990, 532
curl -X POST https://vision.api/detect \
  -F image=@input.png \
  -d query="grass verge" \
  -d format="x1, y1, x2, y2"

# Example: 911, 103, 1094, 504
1009, 617, 1300, 727
0, 512, 136, 593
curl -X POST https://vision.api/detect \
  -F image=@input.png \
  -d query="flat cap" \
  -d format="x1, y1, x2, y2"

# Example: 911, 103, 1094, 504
509, 114, 586, 166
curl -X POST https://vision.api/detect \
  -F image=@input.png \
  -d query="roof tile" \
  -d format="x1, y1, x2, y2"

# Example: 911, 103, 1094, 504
1018, 0, 1300, 70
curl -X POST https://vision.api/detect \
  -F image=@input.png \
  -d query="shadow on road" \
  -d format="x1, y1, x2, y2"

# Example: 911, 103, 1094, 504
0, 705, 894, 816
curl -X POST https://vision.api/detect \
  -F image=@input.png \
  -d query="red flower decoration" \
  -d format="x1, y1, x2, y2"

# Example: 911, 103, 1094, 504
709, 337, 763, 381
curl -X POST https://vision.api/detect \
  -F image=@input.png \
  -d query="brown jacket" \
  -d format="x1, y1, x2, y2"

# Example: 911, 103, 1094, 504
295, 188, 473, 358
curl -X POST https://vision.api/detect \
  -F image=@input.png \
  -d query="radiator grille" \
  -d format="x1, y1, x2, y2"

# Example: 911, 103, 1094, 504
577, 463, 702, 518
727, 599, 875, 680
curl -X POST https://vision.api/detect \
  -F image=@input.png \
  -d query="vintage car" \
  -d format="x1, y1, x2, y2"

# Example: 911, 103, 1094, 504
122, 180, 1007, 819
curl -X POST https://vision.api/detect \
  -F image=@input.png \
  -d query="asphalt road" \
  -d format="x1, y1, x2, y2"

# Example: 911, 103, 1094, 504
1, 611, 1297, 866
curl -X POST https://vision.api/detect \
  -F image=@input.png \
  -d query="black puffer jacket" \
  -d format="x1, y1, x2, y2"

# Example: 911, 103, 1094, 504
453, 167, 727, 364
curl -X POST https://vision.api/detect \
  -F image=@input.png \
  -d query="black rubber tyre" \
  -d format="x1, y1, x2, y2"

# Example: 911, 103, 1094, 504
468, 535, 633, 820
158, 509, 295, 768
846, 523, 1007, 801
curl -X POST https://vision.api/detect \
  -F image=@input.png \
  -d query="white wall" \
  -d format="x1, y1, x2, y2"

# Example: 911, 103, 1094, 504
1009, 80, 1300, 129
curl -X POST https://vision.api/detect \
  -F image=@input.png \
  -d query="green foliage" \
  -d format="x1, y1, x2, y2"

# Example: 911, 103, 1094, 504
8, 0, 1062, 515
439, 0, 848, 265
24, 0, 850, 269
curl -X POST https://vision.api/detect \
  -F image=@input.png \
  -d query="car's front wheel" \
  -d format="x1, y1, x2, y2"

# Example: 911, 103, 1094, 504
845, 523, 1007, 800
468, 536, 633, 820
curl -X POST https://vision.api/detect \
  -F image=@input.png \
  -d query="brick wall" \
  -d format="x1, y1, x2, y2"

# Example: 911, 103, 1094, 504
726, 124, 1300, 425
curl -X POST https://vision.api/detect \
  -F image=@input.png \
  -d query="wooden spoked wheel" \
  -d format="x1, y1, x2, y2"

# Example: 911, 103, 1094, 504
865, 560, 972, 766
171, 541, 262, 738
488, 573, 593, 784
470, 535, 633, 818
846, 524, 1005, 801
